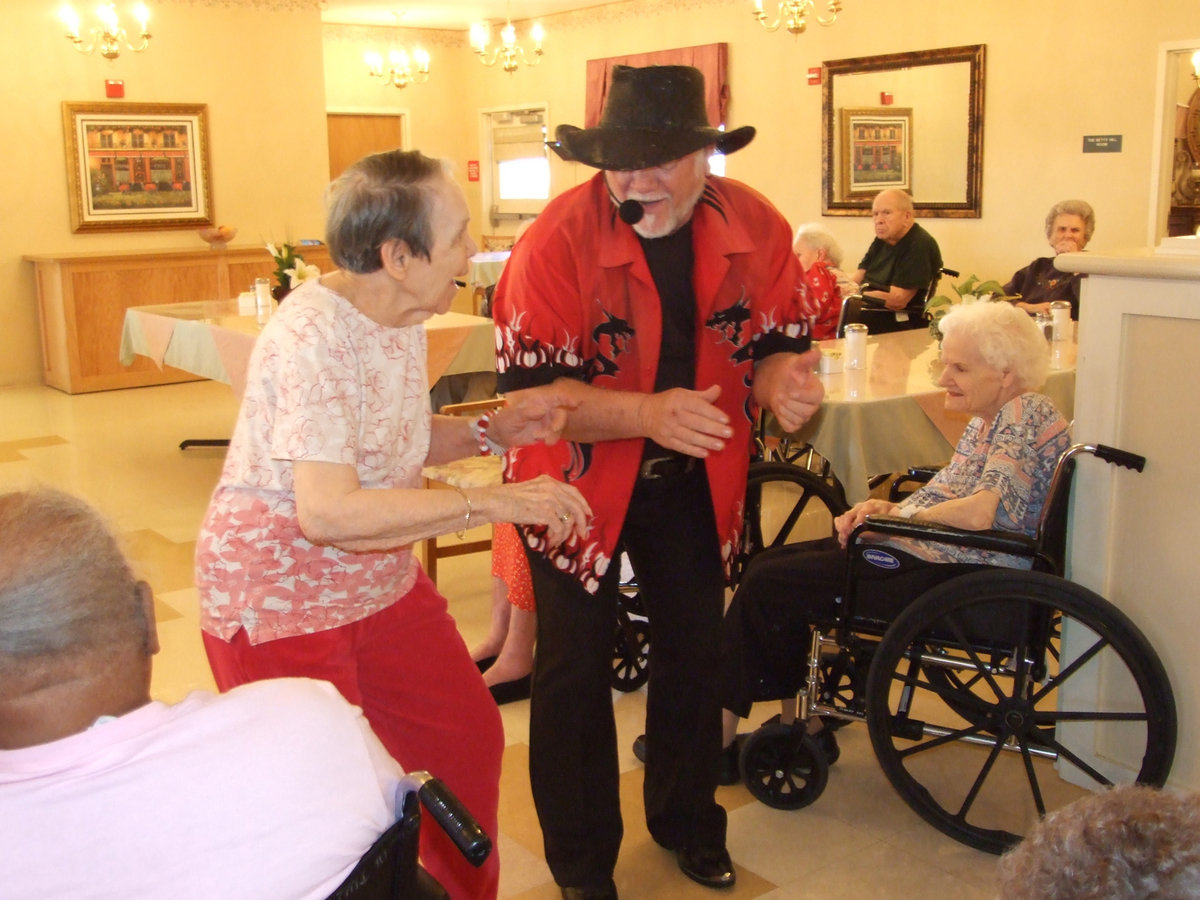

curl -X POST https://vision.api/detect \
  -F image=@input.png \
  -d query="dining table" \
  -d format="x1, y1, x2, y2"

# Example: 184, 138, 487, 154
468, 250, 511, 289
119, 299, 496, 400
786, 327, 1077, 504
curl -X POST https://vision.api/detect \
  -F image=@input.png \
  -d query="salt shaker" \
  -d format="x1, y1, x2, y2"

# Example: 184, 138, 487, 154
254, 277, 272, 325
1050, 301, 1071, 342
844, 323, 868, 369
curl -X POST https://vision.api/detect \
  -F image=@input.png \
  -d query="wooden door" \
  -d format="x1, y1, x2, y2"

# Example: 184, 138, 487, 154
327, 114, 404, 180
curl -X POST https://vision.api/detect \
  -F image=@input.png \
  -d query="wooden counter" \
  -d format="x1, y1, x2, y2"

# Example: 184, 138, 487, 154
25, 244, 332, 393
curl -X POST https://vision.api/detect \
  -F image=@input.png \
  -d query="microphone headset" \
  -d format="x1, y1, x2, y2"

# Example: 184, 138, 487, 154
605, 178, 645, 226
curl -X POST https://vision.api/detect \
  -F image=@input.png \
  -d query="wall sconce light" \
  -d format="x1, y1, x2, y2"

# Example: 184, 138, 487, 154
365, 47, 431, 88
752, 0, 842, 35
1191, 49, 1200, 87
469, 14, 544, 74
60, 2, 151, 60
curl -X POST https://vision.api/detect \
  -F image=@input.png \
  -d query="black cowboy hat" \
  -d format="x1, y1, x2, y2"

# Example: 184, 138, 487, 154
551, 65, 755, 171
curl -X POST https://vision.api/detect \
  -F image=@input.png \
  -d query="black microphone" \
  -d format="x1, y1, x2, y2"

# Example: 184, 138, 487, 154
618, 199, 645, 225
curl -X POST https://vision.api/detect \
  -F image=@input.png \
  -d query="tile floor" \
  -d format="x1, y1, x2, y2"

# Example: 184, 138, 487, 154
0, 380, 1001, 899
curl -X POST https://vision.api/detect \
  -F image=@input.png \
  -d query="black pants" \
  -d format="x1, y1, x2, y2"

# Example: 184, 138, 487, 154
526, 465, 727, 887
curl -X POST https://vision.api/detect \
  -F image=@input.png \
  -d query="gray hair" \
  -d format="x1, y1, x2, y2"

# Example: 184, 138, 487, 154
793, 224, 844, 268
1045, 199, 1096, 243
0, 489, 144, 663
996, 785, 1200, 899
325, 149, 450, 274
938, 299, 1049, 392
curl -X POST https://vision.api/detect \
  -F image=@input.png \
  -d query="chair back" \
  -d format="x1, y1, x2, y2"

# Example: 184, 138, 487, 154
327, 793, 427, 900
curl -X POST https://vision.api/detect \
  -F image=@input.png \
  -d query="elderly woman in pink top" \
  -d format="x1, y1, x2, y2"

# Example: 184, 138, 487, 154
196, 149, 589, 900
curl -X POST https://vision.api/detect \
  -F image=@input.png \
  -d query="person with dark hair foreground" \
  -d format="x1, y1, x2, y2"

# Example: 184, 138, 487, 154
997, 784, 1200, 899
196, 149, 590, 900
0, 488, 406, 898
494, 64, 823, 897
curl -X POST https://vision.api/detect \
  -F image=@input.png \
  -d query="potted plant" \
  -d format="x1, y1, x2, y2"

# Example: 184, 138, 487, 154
925, 274, 1016, 338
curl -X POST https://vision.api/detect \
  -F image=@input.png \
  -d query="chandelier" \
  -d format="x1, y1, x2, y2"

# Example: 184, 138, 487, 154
751, 0, 842, 34
469, 13, 544, 74
60, 2, 151, 59
365, 47, 431, 88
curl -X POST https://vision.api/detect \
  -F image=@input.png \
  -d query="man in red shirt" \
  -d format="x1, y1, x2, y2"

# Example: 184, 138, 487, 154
493, 65, 823, 899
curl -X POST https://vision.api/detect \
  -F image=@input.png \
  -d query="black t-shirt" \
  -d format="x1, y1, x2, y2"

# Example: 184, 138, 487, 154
639, 221, 695, 459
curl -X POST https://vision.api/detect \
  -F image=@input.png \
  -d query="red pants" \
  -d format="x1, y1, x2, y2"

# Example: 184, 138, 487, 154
203, 569, 503, 900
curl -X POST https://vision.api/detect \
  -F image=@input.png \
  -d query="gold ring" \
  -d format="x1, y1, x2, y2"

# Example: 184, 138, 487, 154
559, 512, 570, 523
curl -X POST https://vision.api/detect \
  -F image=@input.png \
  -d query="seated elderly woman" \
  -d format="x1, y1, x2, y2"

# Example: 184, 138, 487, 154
1005, 199, 1095, 320
792, 224, 850, 341
718, 300, 1071, 780
195, 148, 590, 900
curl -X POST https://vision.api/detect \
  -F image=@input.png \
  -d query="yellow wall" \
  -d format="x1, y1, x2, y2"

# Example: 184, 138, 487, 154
6, 0, 1200, 386
3, 0, 329, 386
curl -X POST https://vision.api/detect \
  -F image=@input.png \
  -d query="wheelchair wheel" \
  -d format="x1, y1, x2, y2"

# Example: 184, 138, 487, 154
739, 721, 829, 810
865, 570, 1176, 855
734, 461, 850, 586
611, 614, 650, 692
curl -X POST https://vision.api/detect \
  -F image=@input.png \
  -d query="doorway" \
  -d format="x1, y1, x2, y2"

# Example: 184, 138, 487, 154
326, 113, 406, 181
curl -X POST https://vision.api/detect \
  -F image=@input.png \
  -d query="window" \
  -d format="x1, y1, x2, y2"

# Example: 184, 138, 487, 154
483, 105, 549, 226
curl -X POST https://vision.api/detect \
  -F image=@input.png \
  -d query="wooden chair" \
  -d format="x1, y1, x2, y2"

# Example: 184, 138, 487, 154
480, 234, 515, 252
422, 399, 504, 584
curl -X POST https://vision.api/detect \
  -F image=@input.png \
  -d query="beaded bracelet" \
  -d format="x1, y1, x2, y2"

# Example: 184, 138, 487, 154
451, 484, 472, 538
472, 412, 505, 457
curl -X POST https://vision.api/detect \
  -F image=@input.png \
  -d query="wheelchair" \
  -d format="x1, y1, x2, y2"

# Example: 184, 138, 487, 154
327, 770, 492, 899
733, 442, 1178, 855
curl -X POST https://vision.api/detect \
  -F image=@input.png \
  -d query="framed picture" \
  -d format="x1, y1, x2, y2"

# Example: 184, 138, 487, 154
840, 107, 912, 198
62, 101, 213, 233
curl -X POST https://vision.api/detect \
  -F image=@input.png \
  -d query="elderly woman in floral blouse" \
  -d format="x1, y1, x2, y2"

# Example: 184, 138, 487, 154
195, 149, 589, 900
717, 300, 1070, 778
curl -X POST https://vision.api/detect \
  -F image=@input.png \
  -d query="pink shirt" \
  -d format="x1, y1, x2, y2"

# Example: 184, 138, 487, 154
0, 679, 403, 899
197, 281, 430, 644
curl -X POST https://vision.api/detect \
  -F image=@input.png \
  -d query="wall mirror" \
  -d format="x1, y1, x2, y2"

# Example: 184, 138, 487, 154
822, 44, 985, 218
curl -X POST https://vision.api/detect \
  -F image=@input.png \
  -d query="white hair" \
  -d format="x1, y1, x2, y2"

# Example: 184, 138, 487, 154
938, 300, 1050, 391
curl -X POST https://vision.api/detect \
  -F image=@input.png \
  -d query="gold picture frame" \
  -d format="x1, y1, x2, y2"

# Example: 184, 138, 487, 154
839, 107, 912, 199
62, 101, 213, 233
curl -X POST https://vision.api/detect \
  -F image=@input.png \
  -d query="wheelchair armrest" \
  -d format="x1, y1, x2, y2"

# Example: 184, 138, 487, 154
856, 515, 1040, 558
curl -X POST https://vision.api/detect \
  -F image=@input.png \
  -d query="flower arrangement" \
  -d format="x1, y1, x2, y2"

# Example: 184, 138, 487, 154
266, 242, 321, 296
924, 273, 1017, 338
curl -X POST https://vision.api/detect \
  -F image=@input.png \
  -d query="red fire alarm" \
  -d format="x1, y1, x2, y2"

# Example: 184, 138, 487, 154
880, 91, 893, 105
105, 79, 125, 98
807, 67, 822, 86
467, 160, 480, 182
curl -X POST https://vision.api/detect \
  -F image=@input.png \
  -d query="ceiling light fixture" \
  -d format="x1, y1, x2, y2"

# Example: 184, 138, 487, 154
469, 3, 544, 74
752, 0, 842, 35
60, 2, 151, 59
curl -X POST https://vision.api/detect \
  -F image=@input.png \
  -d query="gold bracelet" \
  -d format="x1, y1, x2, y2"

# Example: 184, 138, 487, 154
451, 484, 472, 538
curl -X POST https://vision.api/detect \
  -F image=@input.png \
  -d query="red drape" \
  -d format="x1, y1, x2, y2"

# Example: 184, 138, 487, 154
584, 43, 729, 128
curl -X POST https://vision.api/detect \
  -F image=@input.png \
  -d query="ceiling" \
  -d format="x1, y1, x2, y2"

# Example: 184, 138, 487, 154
319, 1, 617, 30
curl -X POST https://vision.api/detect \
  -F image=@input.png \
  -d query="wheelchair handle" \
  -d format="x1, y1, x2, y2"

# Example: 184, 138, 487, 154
1092, 444, 1146, 472
402, 771, 493, 867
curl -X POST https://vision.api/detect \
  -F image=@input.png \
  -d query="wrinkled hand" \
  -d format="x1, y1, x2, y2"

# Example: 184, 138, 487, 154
490, 386, 579, 449
834, 498, 900, 548
492, 475, 592, 548
636, 384, 731, 458
763, 350, 824, 434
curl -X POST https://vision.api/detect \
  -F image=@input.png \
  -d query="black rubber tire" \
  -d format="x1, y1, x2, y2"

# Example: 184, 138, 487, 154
739, 721, 829, 810
734, 461, 850, 587
865, 569, 1176, 854
611, 617, 650, 692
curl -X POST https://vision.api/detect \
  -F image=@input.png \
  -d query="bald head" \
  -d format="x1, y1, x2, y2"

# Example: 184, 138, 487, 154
871, 190, 916, 245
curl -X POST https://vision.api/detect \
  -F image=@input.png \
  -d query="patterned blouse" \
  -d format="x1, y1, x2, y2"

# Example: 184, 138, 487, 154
892, 392, 1071, 568
196, 281, 430, 645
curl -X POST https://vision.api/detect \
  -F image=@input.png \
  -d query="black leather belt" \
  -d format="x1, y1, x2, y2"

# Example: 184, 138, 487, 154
638, 455, 700, 480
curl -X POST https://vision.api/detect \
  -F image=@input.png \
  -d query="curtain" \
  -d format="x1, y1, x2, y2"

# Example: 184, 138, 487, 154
583, 43, 729, 129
